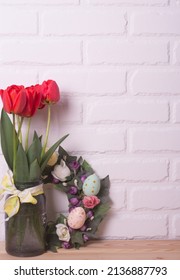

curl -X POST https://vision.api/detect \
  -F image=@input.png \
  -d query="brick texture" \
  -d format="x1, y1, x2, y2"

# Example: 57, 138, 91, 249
98, 213, 168, 238
130, 69, 180, 95
85, 98, 169, 123
129, 128, 180, 152
128, 185, 180, 210
42, 8, 126, 35
130, 12, 180, 35
0, 0, 179, 241
0, 8, 37, 35
88, 0, 168, 5
86, 40, 168, 65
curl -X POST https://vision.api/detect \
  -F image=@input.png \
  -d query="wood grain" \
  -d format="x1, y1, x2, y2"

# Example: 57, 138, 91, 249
0, 240, 180, 260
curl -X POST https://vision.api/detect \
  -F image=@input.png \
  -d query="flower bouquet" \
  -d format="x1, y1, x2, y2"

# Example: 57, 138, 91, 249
0, 80, 68, 257
0, 80, 110, 257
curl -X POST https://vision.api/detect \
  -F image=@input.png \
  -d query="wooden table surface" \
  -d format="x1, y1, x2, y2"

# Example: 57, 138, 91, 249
0, 240, 180, 260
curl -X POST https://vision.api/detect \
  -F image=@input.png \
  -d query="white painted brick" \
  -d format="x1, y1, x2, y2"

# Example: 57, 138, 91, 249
0, 8, 37, 35
130, 69, 180, 95
0, 156, 10, 181
170, 0, 180, 6
61, 127, 125, 153
130, 128, 180, 152
91, 157, 168, 182
172, 160, 180, 181
88, 0, 168, 5
31, 124, 126, 153
172, 214, 180, 238
86, 40, 168, 65
42, 8, 126, 35
173, 41, 180, 64
54, 96, 82, 123
98, 213, 167, 238
40, 69, 126, 95
45, 188, 69, 214
0, 40, 81, 64
110, 184, 126, 210
0, 0, 79, 4
173, 101, 180, 123
85, 98, 169, 123
131, 12, 180, 35
0, 68, 38, 88
128, 185, 180, 210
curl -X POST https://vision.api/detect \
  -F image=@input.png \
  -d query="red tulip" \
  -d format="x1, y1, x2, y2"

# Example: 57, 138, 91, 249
1, 85, 27, 115
0, 89, 3, 96
21, 85, 42, 117
39, 80, 60, 107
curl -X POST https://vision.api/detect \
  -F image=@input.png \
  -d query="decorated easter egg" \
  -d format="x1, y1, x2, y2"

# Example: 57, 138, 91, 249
67, 207, 86, 229
82, 173, 101, 196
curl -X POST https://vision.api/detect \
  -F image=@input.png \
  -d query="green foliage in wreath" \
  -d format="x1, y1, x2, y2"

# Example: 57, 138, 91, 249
44, 146, 110, 251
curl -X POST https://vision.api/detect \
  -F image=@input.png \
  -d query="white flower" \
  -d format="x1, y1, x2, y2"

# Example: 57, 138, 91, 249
56, 223, 70, 242
51, 160, 71, 182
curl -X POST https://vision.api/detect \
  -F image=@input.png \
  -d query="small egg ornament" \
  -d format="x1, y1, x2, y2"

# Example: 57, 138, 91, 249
67, 207, 86, 229
82, 173, 101, 196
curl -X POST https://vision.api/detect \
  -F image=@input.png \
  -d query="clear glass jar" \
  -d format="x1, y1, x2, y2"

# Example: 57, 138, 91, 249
5, 181, 46, 257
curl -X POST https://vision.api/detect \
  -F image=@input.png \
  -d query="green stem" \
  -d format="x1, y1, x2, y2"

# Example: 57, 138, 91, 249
13, 114, 17, 179
17, 116, 24, 142
41, 104, 51, 159
25, 118, 31, 152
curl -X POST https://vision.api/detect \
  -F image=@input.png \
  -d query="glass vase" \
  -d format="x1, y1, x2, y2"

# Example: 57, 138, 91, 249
5, 181, 46, 257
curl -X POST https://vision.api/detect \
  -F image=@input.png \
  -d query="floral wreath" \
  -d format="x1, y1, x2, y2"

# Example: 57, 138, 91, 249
44, 146, 110, 251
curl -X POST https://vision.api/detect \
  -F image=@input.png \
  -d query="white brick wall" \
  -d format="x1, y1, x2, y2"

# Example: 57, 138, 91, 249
0, 0, 180, 241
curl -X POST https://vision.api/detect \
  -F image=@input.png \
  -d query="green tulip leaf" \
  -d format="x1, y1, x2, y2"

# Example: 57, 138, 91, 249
0, 110, 18, 171
29, 159, 41, 182
40, 134, 69, 172
27, 133, 42, 165
15, 143, 29, 182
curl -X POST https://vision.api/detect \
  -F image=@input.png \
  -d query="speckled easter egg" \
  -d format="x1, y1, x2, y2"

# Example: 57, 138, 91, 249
67, 207, 86, 229
82, 173, 101, 196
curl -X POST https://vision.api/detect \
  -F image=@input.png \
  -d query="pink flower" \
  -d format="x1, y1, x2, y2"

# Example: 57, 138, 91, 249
82, 196, 100, 209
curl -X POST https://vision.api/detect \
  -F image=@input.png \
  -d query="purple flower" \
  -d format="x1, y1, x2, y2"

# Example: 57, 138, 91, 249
69, 161, 80, 171
52, 177, 60, 184
69, 197, 79, 206
62, 241, 71, 249
87, 210, 94, 219
83, 234, 89, 242
80, 225, 87, 232
68, 186, 78, 195
80, 175, 87, 182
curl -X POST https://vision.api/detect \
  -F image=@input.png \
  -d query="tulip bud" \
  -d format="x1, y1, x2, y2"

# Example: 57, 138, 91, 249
68, 186, 78, 195
87, 210, 94, 219
80, 175, 87, 182
52, 177, 60, 184
69, 197, 79, 206
62, 241, 71, 249
69, 161, 80, 171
